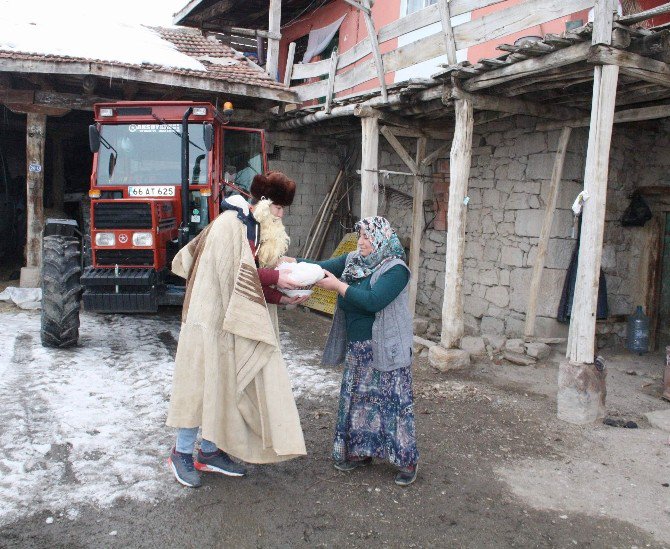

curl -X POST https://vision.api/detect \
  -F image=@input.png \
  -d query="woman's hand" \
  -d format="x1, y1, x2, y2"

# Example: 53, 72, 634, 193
280, 256, 297, 264
277, 271, 300, 289
315, 270, 348, 295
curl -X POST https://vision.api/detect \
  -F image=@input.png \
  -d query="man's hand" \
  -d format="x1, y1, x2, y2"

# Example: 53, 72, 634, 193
277, 271, 300, 289
280, 294, 311, 305
280, 256, 297, 264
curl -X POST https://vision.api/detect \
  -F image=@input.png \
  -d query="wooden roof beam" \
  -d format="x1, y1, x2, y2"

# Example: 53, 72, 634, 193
589, 44, 670, 87
444, 87, 587, 120
536, 103, 670, 130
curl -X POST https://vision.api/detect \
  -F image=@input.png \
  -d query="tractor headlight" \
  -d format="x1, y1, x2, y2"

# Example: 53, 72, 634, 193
132, 232, 153, 247
95, 232, 115, 246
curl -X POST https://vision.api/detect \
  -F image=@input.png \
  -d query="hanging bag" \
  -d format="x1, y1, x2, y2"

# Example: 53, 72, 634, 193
621, 192, 652, 227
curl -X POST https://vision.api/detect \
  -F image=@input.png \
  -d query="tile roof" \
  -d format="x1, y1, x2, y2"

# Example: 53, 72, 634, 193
0, 25, 287, 93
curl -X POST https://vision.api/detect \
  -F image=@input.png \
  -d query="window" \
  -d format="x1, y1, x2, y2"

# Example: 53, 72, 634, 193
407, 0, 436, 15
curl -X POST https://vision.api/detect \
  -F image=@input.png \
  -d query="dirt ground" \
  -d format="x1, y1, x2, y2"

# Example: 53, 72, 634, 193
0, 305, 668, 548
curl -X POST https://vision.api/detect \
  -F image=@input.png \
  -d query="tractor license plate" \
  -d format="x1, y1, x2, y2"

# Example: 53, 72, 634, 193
128, 186, 175, 197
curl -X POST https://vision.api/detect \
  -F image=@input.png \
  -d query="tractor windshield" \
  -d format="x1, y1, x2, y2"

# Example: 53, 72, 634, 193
95, 123, 208, 186
223, 129, 264, 194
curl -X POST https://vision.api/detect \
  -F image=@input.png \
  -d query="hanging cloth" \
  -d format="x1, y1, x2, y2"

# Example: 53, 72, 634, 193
557, 215, 609, 323
302, 15, 346, 64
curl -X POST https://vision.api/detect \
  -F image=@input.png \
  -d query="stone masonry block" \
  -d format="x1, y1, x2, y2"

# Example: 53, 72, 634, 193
429, 346, 471, 372
485, 286, 509, 308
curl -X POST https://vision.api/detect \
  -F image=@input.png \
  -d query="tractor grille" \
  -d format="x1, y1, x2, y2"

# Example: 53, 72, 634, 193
96, 249, 154, 266
94, 202, 152, 229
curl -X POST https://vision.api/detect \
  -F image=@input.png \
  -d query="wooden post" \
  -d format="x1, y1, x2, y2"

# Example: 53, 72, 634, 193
266, 0, 281, 80
362, 0, 388, 102
441, 97, 473, 348
360, 114, 380, 218
524, 126, 572, 338
20, 112, 46, 288
283, 42, 296, 87
408, 137, 427, 317
324, 49, 339, 114
559, 0, 617, 425
437, 0, 458, 65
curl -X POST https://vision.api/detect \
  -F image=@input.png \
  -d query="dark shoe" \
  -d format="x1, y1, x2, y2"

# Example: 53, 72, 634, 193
394, 464, 418, 487
195, 449, 247, 477
168, 447, 202, 488
333, 457, 372, 472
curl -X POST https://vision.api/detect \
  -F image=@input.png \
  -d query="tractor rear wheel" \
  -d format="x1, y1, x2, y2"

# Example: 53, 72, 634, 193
41, 234, 82, 348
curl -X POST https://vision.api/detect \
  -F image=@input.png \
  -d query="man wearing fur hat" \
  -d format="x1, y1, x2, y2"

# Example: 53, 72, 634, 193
166, 171, 307, 488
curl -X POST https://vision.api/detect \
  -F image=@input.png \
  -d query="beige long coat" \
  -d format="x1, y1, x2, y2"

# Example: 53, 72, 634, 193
166, 211, 306, 463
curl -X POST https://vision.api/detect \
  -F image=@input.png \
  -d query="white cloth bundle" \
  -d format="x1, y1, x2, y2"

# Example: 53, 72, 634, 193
276, 262, 325, 297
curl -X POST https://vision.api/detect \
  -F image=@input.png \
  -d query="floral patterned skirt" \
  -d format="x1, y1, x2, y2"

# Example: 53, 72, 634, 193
332, 340, 419, 468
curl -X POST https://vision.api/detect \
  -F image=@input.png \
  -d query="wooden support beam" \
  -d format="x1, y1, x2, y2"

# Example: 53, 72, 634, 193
408, 137, 427, 317
266, 0, 281, 80
462, 41, 591, 92
567, 0, 619, 365
445, 87, 587, 120
354, 105, 427, 132
21, 112, 46, 288
362, 0, 388, 102
420, 142, 450, 168
343, 0, 371, 16
380, 126, 419, 174
360, 114, 380, 218
437, 0, 458, 66
441, 96, 473, 348
589, 44, 670, 87
536, 103, 670, 130
6, 103, 69, 117
324, 49, 339, 114
524, 126, 572, 338
283, 42, 297, 86
618, 1, 670, 25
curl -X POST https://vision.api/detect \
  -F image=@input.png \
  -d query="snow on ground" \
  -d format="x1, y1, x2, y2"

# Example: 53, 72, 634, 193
0, 310, 338, 525
0, 1, 205, 70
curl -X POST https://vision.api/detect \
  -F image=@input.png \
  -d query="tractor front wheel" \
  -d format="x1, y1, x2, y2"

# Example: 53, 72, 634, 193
41, 234, 82, 348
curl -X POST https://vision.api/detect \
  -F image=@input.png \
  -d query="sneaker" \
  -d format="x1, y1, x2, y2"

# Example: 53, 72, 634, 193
333, 457, 373, 472
168, 447, 201, 488
195, 449, 247, 477
394, 464, 418, 487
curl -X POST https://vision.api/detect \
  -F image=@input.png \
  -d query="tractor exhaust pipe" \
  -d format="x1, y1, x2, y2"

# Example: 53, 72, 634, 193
179, 107, 193, 248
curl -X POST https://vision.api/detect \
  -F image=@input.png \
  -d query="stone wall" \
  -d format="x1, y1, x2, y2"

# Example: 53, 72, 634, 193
265, 130, 344, 257
373, 116, 662, 340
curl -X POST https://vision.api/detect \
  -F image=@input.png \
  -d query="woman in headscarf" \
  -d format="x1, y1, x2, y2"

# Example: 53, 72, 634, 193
288, 216, 419, 486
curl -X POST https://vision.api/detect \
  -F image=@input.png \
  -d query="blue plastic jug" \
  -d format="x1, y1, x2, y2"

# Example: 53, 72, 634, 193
626, 306, 649, 355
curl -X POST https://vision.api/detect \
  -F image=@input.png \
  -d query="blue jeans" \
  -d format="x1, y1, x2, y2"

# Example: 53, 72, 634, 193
176, 427, 217, 455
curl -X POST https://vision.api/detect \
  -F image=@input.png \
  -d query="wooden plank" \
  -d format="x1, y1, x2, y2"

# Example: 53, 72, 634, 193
380, 126, 419, 173
408, 137, 427, 317
567, 65, 620, 363
438, 0, 458, 66
592, 0, 616, 45
462, 41, 591, 92
377, 0, 506, 43
446, 87, 587, 120
0, 58, 297, 103
618, 1, 670, 25
589, 44, 670, 87
283, 42, 296, 86
537, 104, 670, 130
441, 96, 474, 349
524, 126, 572, 338
362, 0, 388, 102
421, 142, 450, 168
324, 49, 339, 114
266, 0, 282, 80
343, 0, 370, 15
360, 114, 380, 218
453, 0, 595, 51
25, 112, 46, 270
291, 57, 330, 80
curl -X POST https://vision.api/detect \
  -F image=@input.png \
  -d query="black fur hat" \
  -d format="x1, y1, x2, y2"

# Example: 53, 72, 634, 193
250, 171, 296, 207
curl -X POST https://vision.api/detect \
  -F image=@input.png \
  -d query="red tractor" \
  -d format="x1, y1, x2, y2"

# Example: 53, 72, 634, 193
41, 101, 268, 347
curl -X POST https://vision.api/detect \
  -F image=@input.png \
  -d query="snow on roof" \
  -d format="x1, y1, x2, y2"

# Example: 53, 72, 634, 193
0, 5, 206, 71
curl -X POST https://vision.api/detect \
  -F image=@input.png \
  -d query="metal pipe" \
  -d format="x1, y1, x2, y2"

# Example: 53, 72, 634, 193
179, 107, 193, 248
